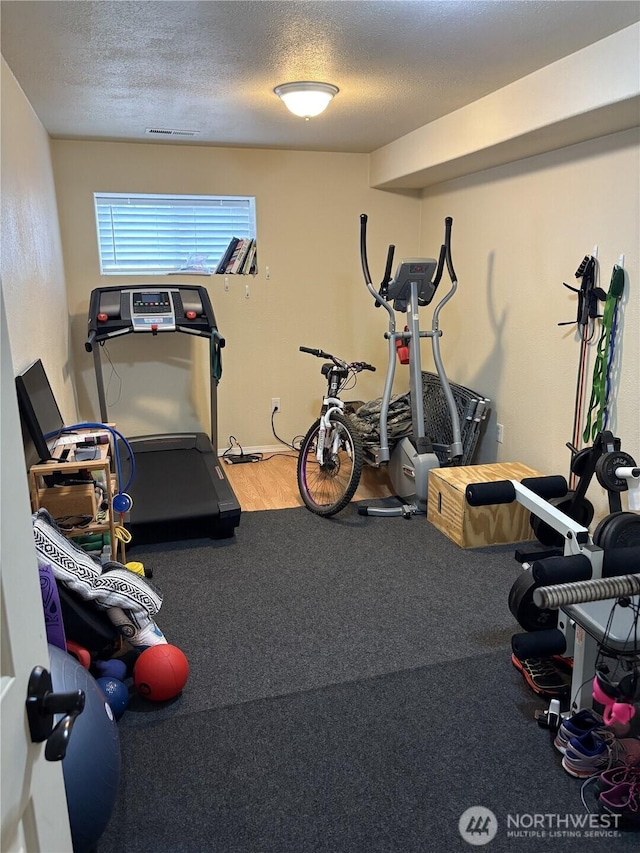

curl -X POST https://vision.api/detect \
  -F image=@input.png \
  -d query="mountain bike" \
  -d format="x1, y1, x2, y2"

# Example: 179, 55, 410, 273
297, 346, 375, 516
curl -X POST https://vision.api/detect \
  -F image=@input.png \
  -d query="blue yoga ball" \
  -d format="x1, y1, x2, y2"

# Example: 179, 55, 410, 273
49, 644, 121, 853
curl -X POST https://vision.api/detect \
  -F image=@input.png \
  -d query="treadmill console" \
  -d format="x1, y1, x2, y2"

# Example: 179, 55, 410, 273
87, 284, 217, 349
130, 290, 176, 332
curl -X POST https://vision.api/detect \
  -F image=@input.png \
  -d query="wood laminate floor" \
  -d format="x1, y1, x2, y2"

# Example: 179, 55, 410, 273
223, 451, 394, 511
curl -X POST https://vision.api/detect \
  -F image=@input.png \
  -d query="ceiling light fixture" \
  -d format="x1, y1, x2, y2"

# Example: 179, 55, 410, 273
274, 81, 339, 119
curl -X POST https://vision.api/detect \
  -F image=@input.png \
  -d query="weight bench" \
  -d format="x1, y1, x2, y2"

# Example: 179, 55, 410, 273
466, 476, 640, 727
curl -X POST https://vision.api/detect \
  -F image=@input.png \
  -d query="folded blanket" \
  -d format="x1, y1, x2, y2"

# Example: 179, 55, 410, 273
32, 509, 166, 649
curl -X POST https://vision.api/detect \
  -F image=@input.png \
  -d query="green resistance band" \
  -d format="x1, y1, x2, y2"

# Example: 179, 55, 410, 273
583, 265, 625, 443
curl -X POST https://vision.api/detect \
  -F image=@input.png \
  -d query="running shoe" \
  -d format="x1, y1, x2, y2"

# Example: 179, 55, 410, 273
594, 756, 640, 796
554, 709, 604, 754
510, 653, 571, 697
561, 729, 617, 779
598, 780, 640, 828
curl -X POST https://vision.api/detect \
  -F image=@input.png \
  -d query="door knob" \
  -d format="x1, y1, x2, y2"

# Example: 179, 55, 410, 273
26, 666, 85, 761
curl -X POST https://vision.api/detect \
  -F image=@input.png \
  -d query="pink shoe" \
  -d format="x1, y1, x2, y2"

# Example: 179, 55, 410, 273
599, 781, 640, 827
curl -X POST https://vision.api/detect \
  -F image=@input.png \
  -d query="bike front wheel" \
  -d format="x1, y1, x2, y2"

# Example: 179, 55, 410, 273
297, 413, 364, 517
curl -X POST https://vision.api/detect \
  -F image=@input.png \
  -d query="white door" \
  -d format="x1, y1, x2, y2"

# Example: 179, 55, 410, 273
1, 291, 73, 852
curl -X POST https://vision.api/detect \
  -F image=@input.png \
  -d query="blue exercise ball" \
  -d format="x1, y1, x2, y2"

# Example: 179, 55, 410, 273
49, 644, 120, 853
96, 676, 130, 720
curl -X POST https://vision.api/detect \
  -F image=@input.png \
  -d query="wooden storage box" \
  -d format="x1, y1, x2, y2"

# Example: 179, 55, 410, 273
36, 483, 98, 521
427, 462, 542, 548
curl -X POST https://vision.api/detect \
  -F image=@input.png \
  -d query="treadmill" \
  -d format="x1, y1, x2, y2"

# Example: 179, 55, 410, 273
86, 284, 241, 544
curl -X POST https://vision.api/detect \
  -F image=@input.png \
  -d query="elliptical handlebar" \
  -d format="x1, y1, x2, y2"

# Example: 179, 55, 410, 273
360, 214, 396, 319
379, 244, 395, 304
428, 217, 455, 293
443, 216, 456, 283
360, 214, 457, 310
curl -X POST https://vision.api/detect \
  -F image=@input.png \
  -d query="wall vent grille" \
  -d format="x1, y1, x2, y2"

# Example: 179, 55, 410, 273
145, 128, 200, 138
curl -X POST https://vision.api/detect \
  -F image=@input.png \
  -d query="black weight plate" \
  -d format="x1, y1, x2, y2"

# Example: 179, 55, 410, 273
592, 514, 612, 547
530, 495, 595, 547
571, 447, 594, 478
595, 452, 637, 492
508, 569, 558, 632
593, 511, 640, 550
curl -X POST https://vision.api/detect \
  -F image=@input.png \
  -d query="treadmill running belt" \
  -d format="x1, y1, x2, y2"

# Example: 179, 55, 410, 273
120, 433, 240, 544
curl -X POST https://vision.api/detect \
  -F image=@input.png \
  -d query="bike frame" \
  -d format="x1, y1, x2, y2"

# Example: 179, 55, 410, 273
316, 398, 347, 464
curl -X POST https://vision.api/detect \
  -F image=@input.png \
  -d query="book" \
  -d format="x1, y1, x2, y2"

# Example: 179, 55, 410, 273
237, 239, 255, 274
240, 241, 257, 275
248, 243, 258, 275
224, 238, 247, 274
228, 238, 252, 274
215, 237, 239, 274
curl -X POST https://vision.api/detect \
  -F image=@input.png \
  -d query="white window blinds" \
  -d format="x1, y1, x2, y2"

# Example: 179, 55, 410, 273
94, 193, 256, 275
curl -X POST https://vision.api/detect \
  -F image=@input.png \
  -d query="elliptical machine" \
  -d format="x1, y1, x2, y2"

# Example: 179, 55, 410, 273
358, 214, 463, 518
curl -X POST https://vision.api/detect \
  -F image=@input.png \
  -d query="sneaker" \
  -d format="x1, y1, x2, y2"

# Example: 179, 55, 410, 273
598, 781, 640, 827
562, 729, 617, 779
594, 757, 640, 796
554, 709, 604, 754
511, 654, 571, 697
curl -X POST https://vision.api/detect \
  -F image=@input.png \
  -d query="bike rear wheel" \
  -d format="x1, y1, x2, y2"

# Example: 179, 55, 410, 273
297, 413, 364, 516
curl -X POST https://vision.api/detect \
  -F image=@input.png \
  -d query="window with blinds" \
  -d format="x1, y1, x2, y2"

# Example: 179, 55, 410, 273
94, 193, 256, 275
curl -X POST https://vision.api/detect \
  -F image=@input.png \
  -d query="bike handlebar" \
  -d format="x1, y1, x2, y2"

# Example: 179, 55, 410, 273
299, 346, 375, 372
299, 346, 327, 357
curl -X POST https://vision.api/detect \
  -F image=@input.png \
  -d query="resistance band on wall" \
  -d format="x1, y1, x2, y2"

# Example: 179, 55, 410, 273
559, 255, 602, 463
582, 265, 625, 444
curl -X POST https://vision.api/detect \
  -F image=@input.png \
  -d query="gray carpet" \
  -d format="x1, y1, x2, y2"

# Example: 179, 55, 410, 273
96, 505, 638, 851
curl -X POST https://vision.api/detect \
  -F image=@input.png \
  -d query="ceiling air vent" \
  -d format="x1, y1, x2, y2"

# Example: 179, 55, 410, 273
145, 128, 200, 138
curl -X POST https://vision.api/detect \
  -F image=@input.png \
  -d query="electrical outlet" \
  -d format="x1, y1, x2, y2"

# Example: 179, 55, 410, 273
271, 397, 281, 414
496, 423, 504, 444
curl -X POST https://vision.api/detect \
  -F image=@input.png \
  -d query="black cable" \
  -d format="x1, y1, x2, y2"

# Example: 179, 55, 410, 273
222, 435, 262, 463
595, 596, 640, 694
270, 411, 298, 451
101, 342, 123, 408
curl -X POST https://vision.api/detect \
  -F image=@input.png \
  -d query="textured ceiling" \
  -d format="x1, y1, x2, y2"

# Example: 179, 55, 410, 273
2, 1, 639, 153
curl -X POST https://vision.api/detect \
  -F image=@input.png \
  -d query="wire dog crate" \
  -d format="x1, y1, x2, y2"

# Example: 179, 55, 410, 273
422, 371, 490, 466
351, 372, 490, 467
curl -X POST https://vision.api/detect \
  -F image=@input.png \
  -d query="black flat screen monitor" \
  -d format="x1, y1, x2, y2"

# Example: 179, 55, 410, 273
15, 359, 65, 468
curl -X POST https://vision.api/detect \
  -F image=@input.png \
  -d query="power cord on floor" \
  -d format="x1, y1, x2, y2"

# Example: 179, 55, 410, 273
222, 407, 304, 465
222, 436, 262, 464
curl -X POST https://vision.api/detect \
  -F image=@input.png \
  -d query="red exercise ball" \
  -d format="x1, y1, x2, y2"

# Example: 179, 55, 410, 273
134, 644, 189, 702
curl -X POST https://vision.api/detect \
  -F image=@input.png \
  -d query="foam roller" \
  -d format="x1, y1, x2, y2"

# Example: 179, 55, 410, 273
521, 476, 568, 500
532, 554, 592, 585
604, 546, 640, 577
512, 628, 567, 660
465, 480, 515, 506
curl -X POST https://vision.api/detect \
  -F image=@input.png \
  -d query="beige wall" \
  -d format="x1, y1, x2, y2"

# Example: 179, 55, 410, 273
418, 128, 640, 519
1, 58, 77, 420
50, 140, 421, 450
3, 50, 639, 526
